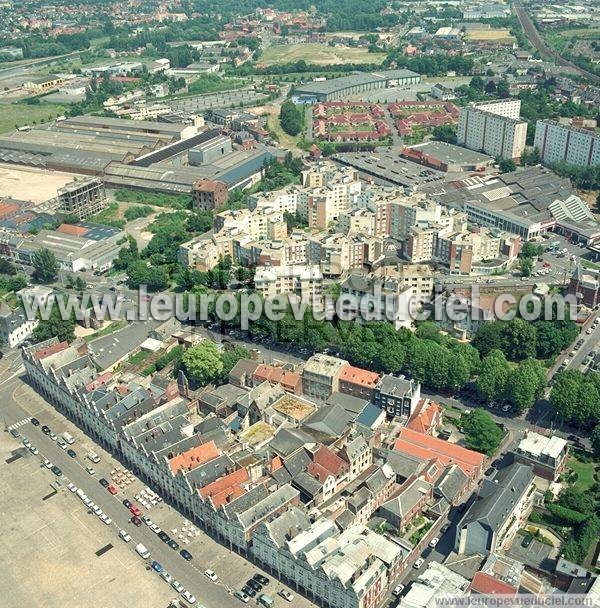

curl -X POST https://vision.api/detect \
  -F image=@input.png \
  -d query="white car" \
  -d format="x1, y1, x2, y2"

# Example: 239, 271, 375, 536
29, 446, 39, 455
85, 466, 95, 475
587, 328, 593, 334
142, 517, 153, 527
49, 432, 57, 441
392, 585, 405, 597
160, 571, 173, 584
429, 537, 439, 548
67, 483, 77, 493
57, 439, 67, 450
279, 590, 294, 602
150, 524, 162, 534
76, 488, 85, 498
43, 459, 53, 469
92, 505, 102, 516
100, 514, 112, 525
204, 569, 218, 582
83, 497, 92, 507
171, 580, 184, 593
119, 530, 131, 543
22, 438, 30, 447
413, 558, 425, 569
234, 591, 250, 603
181, 591, 196, 605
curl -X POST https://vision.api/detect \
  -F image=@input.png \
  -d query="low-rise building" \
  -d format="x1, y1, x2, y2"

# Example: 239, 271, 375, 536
302, 354, 349, 401
513, 431, 568, 481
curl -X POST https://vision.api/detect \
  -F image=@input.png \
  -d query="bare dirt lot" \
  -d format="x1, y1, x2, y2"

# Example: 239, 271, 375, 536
0, 163, 79, 204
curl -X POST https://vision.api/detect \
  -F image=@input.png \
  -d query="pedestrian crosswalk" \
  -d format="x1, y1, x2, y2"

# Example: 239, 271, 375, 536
7, 417, 31, 431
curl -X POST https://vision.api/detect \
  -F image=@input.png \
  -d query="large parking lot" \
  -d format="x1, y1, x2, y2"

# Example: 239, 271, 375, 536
2, 369, 314, 608
0, 436, 172, 608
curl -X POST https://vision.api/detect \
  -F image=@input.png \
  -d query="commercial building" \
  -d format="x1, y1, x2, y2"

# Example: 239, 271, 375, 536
534, 120, 600, 167
23, 75, 66, 92
56, 178, 107, 219
401, 141, 494, 173
188, 136, 233, 165
400, 562, 469, 608
293, 70, 420, 102
456, 463, 535, 556
568, 264, 600, 308
458, 99, 527, 160
513, 431, 569, 481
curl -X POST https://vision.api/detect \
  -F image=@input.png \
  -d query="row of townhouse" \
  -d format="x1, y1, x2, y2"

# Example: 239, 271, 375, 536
27, 334, 537, 605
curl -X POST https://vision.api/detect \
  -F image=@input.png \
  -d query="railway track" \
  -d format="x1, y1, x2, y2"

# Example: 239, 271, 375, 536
512, 0, 600, 85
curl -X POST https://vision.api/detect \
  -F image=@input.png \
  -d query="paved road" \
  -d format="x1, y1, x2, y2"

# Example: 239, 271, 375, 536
1, 369, 302, 608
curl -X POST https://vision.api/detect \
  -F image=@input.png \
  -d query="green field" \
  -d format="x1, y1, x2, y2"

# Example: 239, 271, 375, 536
557, 28, 600, 39
567, 454, 597, 492
0, 102, 67, 134
258, 43, 386, 67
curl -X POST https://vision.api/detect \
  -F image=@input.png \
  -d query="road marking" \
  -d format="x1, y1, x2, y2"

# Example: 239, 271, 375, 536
7, 416, 31, 431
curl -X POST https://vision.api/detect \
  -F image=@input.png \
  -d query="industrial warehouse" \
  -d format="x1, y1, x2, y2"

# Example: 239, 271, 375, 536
293, 70, 421, 102
0, 115, 275, 194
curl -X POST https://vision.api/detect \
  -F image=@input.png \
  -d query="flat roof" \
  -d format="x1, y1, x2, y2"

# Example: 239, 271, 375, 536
295, 70, 419, 96
407, 141, 493, 166
0, 163, 80, 204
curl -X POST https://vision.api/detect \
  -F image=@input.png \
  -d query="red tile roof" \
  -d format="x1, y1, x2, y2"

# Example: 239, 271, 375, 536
32, 341, 69, 360
407, 399, 442, 434
168, 441, 220, 475
198, 467, 249, 508
470, 572, 518, 596
394, 427, 484, 476
311, 444, 346, 477
253, 364, 302, 392
339, 365, 380, 388
56, 223, 88, 237
0, 203, 19, 218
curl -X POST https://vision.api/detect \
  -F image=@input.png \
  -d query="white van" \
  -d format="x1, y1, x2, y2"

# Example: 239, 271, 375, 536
87, 450, 100, 464
62, 432, 75, 445
135, 543, 150, 559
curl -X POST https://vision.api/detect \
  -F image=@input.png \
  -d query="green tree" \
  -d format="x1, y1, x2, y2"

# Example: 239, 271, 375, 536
432, 124, 457, 144
591, 424, 600, 459
280, 100, 303, 136
461, 408, 503, 455
550, 370, 585, 424
180, 341, 224, 387
498, 158, 516, 173
469, 75, 484, 91
476, 349, 511, 403
219, 345, 251, 382
520, 256, 533, 277
501, 318, 537, 361
33, 304, 75, 343
506, 358, 546, 412
472, 322, 504, 358
32, 248, 59, 283
0, 258, 17, 275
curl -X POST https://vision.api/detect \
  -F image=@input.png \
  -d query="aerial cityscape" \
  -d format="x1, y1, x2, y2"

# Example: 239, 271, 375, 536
1, 1, 600, 608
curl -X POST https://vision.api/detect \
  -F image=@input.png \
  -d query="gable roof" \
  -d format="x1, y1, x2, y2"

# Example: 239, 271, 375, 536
168, 440, 220, 475
394, 428, 485, 476
470, 572, 518, 595
198, 467, 249, 508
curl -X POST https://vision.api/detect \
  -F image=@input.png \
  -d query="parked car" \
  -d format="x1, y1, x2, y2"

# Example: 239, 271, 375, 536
521, 534, 533, 548
254, 574, 269, 586
168, 539, 180, 551
51, 465, 62, 476
130, 516, 142, 527
98, 478, 109, 488
119, 530, 132, 542
151, 561, 163, 573
429, 537, 439, 548
123, 499, 132, 509
204, 569, 218, 582
279, 590, 294, 602
234, 591, 250, 603
67, 449, 77, 458
158, 531, 170, 543
247, 579, 262, 592
413, 558, 425, 569
180, 549, 193, 561
181, 591, 196, 605
129, 505, 141, 517
242, 586, 256, 598
392, 584, 405, 597
30, 418, 40, 426
171, 580, 184, 593
85, 466, 95, 475
41, 425, 51, 435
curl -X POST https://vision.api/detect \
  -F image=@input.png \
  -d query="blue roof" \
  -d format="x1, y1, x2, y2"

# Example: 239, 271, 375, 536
356, 402, 382, 428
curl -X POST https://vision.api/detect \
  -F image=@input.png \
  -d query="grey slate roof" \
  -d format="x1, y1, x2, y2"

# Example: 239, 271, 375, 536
460, 463, 534, 532
303, 404, 353, 436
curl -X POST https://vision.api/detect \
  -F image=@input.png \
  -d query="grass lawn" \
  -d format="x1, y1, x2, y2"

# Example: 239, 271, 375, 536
258, 43, 385, 67
85, 320, 128, 342
567, 454, 597, 492
267, 111, 304, 151
127, 350, 151, 365
557, 28, 600, 39
0, 102, 67, 134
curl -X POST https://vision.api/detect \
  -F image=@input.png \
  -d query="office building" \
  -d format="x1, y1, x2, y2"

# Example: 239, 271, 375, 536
56, 178, 107, 220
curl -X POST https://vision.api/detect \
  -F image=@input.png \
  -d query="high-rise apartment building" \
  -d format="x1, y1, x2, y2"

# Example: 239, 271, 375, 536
534, 120, 600, 167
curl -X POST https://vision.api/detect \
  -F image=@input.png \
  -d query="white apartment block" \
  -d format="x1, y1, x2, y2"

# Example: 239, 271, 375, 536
458, 99, 527, 160
254, 264, 323, 302
214, 207, 287, 241
534, 120, 600, 167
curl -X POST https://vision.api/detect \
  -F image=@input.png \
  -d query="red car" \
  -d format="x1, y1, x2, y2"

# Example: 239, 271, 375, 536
107, 485, 118, 495
131, 516, 142, 526
130, 505, 141, 517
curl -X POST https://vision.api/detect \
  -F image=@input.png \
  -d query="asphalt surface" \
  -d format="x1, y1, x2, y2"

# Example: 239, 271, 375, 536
1, 366, 302, 608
